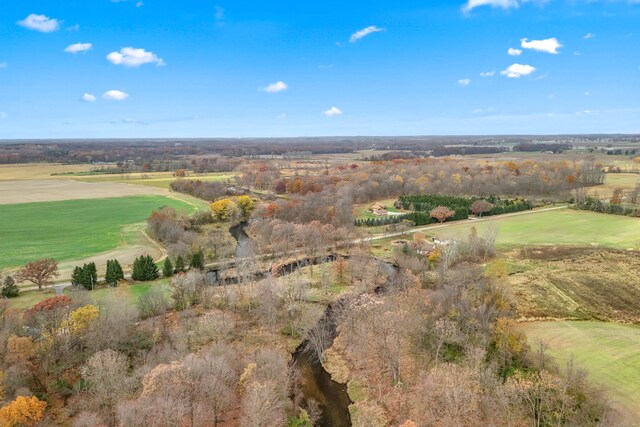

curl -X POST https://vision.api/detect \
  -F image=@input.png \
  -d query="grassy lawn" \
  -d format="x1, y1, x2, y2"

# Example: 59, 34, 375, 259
7, 278, 171, 311
431, 209, 640, 249
522, 321, 640, 422
74, 172, 235, 189
0, 195, 198, 270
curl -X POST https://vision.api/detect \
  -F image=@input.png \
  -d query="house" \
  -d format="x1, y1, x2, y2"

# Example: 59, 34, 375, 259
370, 203, 386, 211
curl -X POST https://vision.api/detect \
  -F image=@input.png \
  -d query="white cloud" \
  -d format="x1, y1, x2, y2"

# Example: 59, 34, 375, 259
472, 107, 496, 114
82, 93, 97, 102
103, 90, 129, 101
64, 43, 92, 54
480, 70, 496, 77
0, 63, 7, 69
17, 14, 60, 33
584, 33, 596, 39
501, 63, 536, 78
584, 91, 591, 96
0, 112, 7, 120
521, 37, 563, 54
323, 106, 343, 117
463, 0, 518, 12
136, 1, 144, 7
350, 26, 384, 43
458, 78, 471, 86
107, 47, 165, 67
508, 48, 523, 56
67, 24, 80, 31
261, 81, 288, 93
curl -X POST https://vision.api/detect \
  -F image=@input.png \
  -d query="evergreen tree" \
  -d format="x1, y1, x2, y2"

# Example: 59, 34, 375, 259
71, 266, 84, 287
80, 262, 98, 290
132, 255, 159, 281
174, 255, 186, 274
105, 259, 124, 287
189, 249, 205, 270
163, 258, 174, 278
1, 276, 19, 298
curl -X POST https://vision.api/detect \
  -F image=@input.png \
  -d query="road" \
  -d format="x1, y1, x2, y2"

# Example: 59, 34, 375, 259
20, 205, 567, 293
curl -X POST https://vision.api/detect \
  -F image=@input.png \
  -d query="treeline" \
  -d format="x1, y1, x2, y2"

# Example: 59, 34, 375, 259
572, 197, 640, 217
514, 143, 571, 153
431, 146, 507, 156
170, 179, 242, 201
241, 157, 604, 202
397, 195, 532, 216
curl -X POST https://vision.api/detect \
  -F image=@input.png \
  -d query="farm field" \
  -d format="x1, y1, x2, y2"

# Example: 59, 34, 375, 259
0, 195, 199, 271
503, 248, 640, 322
0, 179, 171, 204
0, 163, 98, 180
522, 321, 640, 423
430, 208, 640, 249
73, 171, 236, 189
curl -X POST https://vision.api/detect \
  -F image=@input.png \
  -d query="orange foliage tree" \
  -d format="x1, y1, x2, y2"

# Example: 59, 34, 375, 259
0, 396, 46, 426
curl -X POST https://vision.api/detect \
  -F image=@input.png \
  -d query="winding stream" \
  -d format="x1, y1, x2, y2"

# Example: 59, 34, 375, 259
226, 224, 398, 426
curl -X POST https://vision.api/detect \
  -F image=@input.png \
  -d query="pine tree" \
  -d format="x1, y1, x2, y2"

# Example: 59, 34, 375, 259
71, 266, 84, 287
163, 258, 174, 277
80, 262, 98, 290
174, 255, 186, 274
105, 259, 124, 287
132, 255, 159, 281
1, 276, 19, 298
189, 249, 205, 270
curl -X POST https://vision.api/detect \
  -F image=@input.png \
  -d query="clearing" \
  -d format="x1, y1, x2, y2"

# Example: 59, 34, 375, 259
522, 321, 640, 423
0, 195, 199, 271
430, 208, 640, 250
587, 173, 640, 200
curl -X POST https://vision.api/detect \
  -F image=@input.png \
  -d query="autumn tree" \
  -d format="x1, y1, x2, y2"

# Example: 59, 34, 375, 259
17, 259, 59, 290
0, 396, 46, 427
210, 199, 241, 221
430, 206, 455, 224
235, 195, 256, 218
470, 199, 494, 217
610, 187, 623, 205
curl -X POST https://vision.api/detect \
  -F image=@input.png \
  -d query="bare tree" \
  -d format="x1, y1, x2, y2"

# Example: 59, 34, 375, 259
80, 349, 132, 425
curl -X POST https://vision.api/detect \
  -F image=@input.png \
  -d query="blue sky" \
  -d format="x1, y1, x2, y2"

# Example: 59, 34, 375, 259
0, 0, 639, 138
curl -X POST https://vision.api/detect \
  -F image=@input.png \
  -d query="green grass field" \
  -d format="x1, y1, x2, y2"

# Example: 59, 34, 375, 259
523, 321, 640, 422
7, 278, 171, 311
0, 195, 198, 270
432, 209, 640, 249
